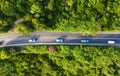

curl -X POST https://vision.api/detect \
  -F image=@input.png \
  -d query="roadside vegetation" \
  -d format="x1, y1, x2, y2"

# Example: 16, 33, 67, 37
0, 0, 120, 75
0, 45, 120, 76
0, 0, 120, 35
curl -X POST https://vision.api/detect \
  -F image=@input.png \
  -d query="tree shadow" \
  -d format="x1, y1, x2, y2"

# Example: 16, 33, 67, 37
6, 33, 40, 45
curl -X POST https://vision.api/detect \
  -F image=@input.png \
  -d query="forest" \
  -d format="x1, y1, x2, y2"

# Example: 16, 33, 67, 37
0, 0, 120, 76
0, 45, 120, 76
0, 0, 120, 35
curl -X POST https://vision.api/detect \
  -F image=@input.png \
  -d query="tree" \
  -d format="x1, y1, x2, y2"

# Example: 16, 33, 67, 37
15, 22, 35, 35
47, 0, 54, 11
0, 1, 16, 16
32, 18, 45, 31
30, 3, 42, 18
0, 60, 16, 75
0, 49, 9, 59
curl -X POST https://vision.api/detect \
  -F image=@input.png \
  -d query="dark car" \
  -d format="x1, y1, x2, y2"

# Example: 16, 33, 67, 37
0, 41, 4, 45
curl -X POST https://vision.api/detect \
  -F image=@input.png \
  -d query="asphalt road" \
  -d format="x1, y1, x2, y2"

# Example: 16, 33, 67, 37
0, 32, 120, 47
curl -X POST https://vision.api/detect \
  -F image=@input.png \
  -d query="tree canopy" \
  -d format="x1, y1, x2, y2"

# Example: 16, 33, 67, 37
0, 0, 120, 35
0, 46, 120, 76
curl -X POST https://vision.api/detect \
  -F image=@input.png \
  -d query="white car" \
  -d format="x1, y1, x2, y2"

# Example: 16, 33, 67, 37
29, 38, 37, 42
108, 41, 115, 44
56, 38, 64, 42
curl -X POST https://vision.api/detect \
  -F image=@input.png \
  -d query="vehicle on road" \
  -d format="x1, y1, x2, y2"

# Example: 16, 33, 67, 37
81, 39, 90, 43
56, 38, 64, 42
108, 40, 115, 44
29, 38, 37, 42
0, 41, 4, 45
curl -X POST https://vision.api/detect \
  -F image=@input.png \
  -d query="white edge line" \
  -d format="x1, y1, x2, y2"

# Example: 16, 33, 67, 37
2, 43, 119, 47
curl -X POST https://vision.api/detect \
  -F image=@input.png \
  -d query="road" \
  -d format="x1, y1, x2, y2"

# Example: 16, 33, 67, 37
0, 32, 120, 47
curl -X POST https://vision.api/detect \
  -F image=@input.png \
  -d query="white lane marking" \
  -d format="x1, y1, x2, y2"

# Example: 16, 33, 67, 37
4, 42, 120, 47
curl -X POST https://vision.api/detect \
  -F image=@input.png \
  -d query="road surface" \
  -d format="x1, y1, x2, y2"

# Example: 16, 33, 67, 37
0, 32, 120, 47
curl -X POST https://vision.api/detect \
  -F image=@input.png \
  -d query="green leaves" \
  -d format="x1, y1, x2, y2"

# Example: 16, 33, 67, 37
15, 22, 35, 35
0, 45, 120, 75
47, 0, 54, 11
0, 1, 16, 16
30, 4, 42, 14
0, 0, 120, 34
0, 60, 16, 75
66, 0, 74, 7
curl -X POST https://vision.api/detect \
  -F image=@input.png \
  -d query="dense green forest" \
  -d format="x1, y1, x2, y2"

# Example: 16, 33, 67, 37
1, 0, 120, 76
0, 45, 120, 76
0, 0, 120, 35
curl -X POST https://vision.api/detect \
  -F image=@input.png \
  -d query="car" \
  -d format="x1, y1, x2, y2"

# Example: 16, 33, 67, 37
29, 38, 37, 42
56, 38, 64, 42
108, 40, 115, 44
81, 39, 89, 43
0, 41, 4, 45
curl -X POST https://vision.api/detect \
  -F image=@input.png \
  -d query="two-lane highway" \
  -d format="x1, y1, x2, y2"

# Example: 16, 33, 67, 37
0, 32, 120, 47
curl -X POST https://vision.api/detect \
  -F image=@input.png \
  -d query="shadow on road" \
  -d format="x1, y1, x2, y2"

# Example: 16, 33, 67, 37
6, 34, 40, 45
4, 33, 120, 47
59, 35, 67, 39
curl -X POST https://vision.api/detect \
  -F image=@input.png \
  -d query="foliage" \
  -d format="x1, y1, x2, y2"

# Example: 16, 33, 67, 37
0, 45, 120, 76
15, 22, 35, 35
0, 1, 16, 16
0, 0, 120, 35
0, 60, 16, 76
